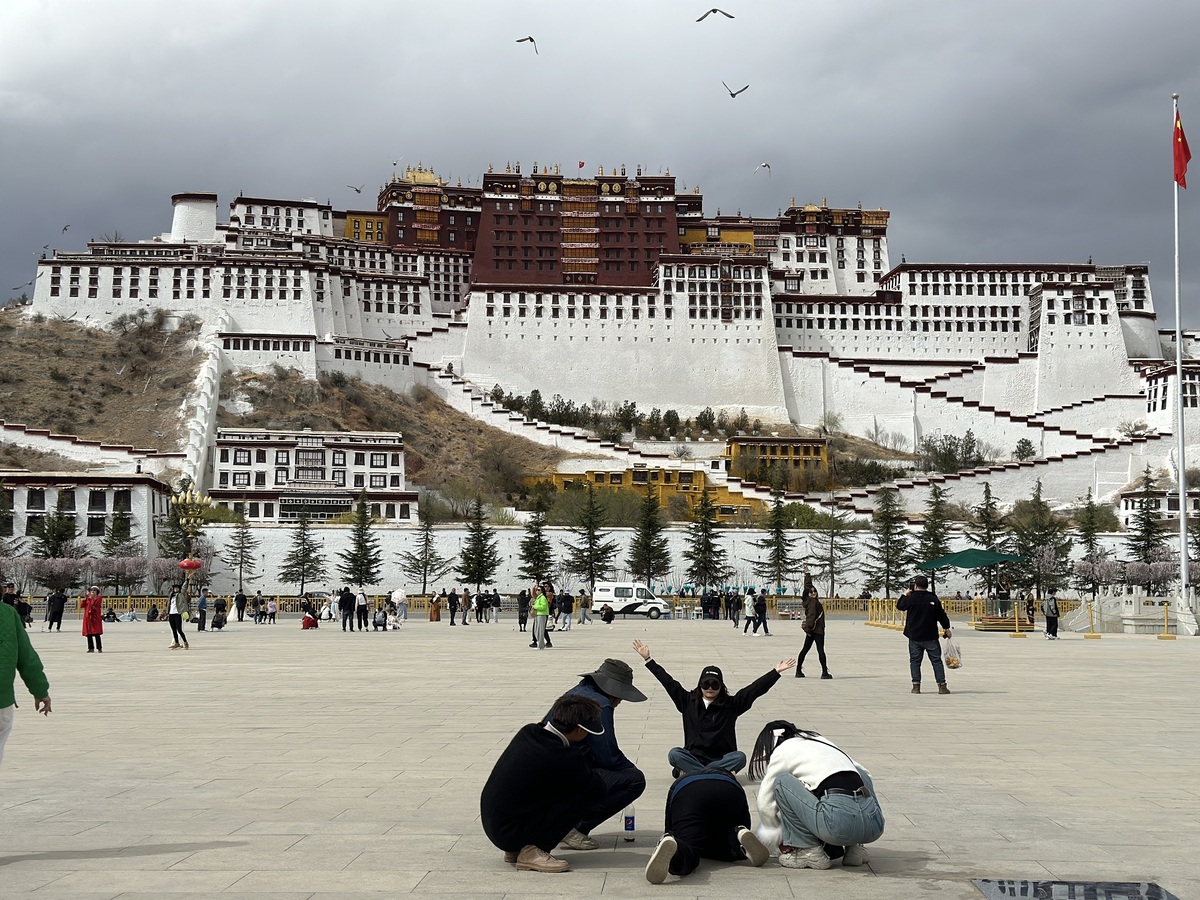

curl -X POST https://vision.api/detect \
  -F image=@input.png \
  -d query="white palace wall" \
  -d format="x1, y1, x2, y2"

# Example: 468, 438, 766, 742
979, 356, 1039, 415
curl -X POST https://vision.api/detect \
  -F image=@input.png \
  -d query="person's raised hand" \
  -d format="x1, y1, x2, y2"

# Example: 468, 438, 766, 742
632, 639, 651, 661
36, 696, 51, 716
775, 658, 797, 673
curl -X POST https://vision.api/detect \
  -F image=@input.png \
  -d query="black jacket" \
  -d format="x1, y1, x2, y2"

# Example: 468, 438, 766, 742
645, 659, 780, 764
897, 589, 950, 641
480, 723, 604, 851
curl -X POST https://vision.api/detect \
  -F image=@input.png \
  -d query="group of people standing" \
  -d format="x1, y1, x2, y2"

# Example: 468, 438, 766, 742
481, 640, 885, 883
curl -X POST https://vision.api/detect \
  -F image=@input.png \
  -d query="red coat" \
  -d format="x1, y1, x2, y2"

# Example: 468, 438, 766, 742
81, 595, 103, 636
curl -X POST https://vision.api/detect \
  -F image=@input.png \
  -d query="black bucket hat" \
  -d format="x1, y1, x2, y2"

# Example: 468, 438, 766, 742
581, 658, 647, 702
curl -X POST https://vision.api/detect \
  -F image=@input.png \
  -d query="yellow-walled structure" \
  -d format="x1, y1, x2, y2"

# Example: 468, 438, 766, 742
549, 466, 761, 521
346, 211, 388, 244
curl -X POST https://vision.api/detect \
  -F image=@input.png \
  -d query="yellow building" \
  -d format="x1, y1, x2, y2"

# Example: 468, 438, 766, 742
549, 465, 760, 521
725, 435, 829, 479
344, 210, 388, 244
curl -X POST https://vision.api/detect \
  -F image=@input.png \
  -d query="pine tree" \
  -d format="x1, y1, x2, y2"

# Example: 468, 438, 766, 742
1008, 479, 1073, 600
1072, 488, 1108, 599
278, 516, 327, 596
683, 486, 733, 590
100, 509, 133, 555
967, 482, 1007, 598
862, 488, 912, 598
398, 503, 457, 594
457, 497, 500, 592
1127, 465, 1167, 565
750, 495, 802, 592
563, 483, 620, 594
338, 496, 383, 589
809, 506, 861, 598
517, 500, 555, 583
31, 494, 80, 559
915, 484, 953, 590
627, 487, 672, 587
222, 513, 261, 593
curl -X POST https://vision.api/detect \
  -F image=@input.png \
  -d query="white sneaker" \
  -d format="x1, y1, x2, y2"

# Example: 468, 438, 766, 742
645, 833, 677, 884
779, 845, 832, 870
561, 827, 599, 851
842, 843, 868, 866
737, 827, 769, 867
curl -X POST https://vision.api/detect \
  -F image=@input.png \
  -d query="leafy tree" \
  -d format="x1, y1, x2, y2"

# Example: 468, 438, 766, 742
563, 483, 620, 594
809, 506, 861, 598
862, 488, 912, 598
749, 495, 803, 591
1014, 438, 1037, 461
695, 406, 717, 433
457, 497, 500, 592
663, 409, 681, 435
627, 487, 672, 587
682, 486, 732, 590
1008, 480, 1073, 600
338, 496, 383, 589
221, 513, 261, 592
1126, 465, 1167, 565
398, 503, 456, 593
1071, 489, 1109, 599
915, 484, 953, 589
966, 482, 1007, 598
517, 501, 555, 583
278, 516, 327, 596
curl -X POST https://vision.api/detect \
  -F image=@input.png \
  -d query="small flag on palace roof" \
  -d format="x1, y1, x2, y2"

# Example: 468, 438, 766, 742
578, 161, 586, 169
1175, 110, 1191, 188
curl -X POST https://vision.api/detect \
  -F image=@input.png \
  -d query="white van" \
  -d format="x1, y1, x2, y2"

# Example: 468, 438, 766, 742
591, 582, 668, 619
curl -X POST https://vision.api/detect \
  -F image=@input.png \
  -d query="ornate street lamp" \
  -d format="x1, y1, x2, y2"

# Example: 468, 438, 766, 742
172, 486, 211, 606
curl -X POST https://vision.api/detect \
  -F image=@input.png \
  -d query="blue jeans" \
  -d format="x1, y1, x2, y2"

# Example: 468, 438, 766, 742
774, 771, 885, 850
668, 747, 747, 775
908, 638, 947, 684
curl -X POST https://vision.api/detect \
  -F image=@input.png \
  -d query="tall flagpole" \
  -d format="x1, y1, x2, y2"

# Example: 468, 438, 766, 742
1173, 93, 1190, 611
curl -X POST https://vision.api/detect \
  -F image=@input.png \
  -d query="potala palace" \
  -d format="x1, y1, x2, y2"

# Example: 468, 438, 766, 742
18, 161, 1200, 518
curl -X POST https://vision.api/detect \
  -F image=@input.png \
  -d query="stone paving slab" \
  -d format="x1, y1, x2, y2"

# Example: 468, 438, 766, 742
1, 614, 1197, 898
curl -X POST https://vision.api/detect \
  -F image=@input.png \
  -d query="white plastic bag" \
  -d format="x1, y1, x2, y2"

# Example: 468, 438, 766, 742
940, 631, 963, 669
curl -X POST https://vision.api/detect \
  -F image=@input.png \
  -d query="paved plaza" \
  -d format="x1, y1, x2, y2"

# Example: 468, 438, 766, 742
1, 610, 1196, 899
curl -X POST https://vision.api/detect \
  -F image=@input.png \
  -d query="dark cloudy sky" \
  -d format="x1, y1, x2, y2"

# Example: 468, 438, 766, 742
3, 0, 1200, 323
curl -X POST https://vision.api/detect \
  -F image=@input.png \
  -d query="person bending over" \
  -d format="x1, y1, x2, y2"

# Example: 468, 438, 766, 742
480, 693, 607, 873
749, 719, 884, 870
643, 766, 769, 884
633, 639, 795, 775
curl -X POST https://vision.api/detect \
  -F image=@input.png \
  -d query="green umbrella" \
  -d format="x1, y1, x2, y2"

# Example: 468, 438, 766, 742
917, 549, 1026, 570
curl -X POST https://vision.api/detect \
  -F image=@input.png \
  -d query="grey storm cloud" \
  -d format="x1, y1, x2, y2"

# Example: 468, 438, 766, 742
2, 0, 1200, 320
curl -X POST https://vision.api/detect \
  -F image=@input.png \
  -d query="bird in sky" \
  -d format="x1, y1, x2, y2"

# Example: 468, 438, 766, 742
61, 224, 70, 233
11, 279, 34, 290
516, 35, 538, 54
753, 162, 771, 176
722, 81, 749, 98
697, 8, 734, 21
348, 184, 364, 193
41, 243, 50, 250
392, 157, 403, 168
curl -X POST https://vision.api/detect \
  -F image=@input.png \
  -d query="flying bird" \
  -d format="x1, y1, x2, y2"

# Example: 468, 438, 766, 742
697, 8, 734, 21
516, 35, 538, 54
42, 244, 50, 250
722, 81, 749, 98
11, 279, 34, 290
752, 162, 771, 176
61, 224, 70, 233
347, 184, 364, 193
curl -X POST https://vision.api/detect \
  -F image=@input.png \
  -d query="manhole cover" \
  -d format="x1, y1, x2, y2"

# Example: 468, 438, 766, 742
972, 880, 1179, 899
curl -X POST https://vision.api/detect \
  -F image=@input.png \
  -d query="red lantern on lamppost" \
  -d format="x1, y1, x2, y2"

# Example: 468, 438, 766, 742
178, 559, 203, 573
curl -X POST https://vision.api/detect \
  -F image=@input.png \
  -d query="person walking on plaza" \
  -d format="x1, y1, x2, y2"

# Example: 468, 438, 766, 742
749, 720, 884, 871
896, 575, 952, 694
46, 588, 67, 633
549, 658, 648, 851
795, 578, 832, 679
558, 590, 573, 631
634, 639, 795, 775
742, 590, 755, 634
481, 693, 608, 873
81, 585, 104, 653
753, 588, 771, 636
530, 584, 553, 649
0, 599, 51, 768
266, 596, 277, 624
167, 586, 190, 650
644, 767, 769, 883
727, 591, 740, 628
338, 587, 355, 631
1042, 588, 1060, 640
578, 588, 593, 625
195, 587, 209, 632
517, 589, 530, 633
234, 589, 247, 622
355, 588, 369, 631
447, 588, 459, 626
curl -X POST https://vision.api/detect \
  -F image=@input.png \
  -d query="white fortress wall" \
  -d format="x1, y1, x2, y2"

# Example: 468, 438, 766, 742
1033, 322, 1144, 410
979, 355, 1040, 415
180, 314, 227, 487
1035, 395, 1146, 437
1122, 312, 1163, 360
222, 340, 319, 379
403, 320, 468, 372
921, 365, 987, 403
0, 421, 183, 478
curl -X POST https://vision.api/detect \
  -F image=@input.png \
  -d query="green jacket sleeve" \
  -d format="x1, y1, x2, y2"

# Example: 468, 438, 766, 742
16, 616, 50, 700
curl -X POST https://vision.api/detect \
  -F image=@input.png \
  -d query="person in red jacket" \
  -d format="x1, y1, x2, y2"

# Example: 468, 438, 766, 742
81, 585, 104, 653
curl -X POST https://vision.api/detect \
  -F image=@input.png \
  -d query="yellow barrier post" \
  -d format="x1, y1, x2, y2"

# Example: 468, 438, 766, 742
1157, 600, 1177, 640
1084, 596, 1102, 639
1010, 595, 1026, 638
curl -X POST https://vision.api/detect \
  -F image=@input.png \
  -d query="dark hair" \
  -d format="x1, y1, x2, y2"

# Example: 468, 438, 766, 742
549, 693, 601, 733
913, 575, 929, 589
748, 719, 821, 781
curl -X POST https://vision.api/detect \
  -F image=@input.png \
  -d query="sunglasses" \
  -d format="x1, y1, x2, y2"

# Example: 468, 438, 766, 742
700, 680, 721, 691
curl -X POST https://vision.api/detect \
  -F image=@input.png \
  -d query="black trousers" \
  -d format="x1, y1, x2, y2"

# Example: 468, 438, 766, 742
236, 603, 246, 621
86, 634, 103, 652
169, 613, 187, 645
196, 609, 207, 631
797, 632, 828, 673
576, 765, 646, 835
48, 611, 63, 631
664, 773, 751, 877
1046, 615, 1059, 637
356, 608, 368, 630
341, 610, 354, 630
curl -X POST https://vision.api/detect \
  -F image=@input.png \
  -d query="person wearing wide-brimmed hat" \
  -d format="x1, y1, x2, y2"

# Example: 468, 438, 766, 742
545, 657, 648, 852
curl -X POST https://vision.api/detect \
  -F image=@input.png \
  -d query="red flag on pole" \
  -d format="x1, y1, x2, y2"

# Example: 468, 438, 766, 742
578, 161, 586, 169
1175, 111, 1191, 188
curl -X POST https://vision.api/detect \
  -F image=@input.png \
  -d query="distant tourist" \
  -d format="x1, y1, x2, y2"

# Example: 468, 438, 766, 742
390, 585, 408, 622
339, 587, 355, 631
355, 589, 369, 631
447, 588, 459, 626
517, 590, 530, 633
81, 586, 104, 653
266, 597, 277, 624
167, 586, 189, 650
46, 588, 67, 633
1042, 589, 1060, 640
196, 587, 209, 632
896, 575, 952, 694
795, 578, 832, 680
235, 589, 247, 622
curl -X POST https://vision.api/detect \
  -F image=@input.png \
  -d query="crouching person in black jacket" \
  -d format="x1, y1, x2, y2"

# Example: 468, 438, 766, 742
480, 694, 607, 874
633, 639, 795, 776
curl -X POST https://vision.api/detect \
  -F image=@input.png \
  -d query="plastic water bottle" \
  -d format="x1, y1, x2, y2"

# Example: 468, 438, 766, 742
623, 804, 635, 841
